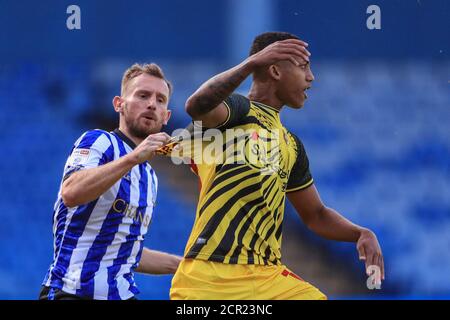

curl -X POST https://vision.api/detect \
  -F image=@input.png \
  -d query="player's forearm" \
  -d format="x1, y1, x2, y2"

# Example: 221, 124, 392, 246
61, 154, 138, 207
135, 248, 182, 275
308, 206, 365, 242
185, 59, 254, 118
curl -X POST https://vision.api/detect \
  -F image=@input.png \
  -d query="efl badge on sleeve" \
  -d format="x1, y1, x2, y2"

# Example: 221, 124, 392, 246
68, 148, 91, 166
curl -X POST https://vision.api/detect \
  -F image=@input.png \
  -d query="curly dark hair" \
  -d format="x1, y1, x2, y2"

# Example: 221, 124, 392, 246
249, 32, 300, 56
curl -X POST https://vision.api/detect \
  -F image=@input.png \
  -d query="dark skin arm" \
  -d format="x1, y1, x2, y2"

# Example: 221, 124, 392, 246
287, 184, 385, 284
185, 39, 311, 128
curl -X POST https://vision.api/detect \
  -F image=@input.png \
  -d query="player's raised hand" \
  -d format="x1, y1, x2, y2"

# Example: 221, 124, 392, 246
247, 38, 311, 68
356, 229, 385, 286
132, 132, 171, 163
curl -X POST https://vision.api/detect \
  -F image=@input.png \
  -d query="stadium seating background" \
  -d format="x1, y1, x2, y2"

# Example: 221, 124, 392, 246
0, 0, 449, 299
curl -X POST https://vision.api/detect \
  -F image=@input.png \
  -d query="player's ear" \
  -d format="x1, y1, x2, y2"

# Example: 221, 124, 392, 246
163, 109, 172, 125
268, 64, 281, 80
113, 96, 124, 113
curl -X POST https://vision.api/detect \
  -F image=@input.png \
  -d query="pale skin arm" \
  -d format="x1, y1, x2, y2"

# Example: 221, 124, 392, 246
185, 39, 311, 128
135, 248, 182, 275
287, 184, 385, 284
61, 132, 170, 207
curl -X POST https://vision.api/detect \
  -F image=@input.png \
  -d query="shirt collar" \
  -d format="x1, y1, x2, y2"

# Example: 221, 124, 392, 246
252, 101, 281, 113
112, 128, 137, 150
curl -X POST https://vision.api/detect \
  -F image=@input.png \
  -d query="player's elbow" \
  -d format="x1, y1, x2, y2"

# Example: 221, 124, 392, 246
303, 205, 326, 231
61, 181, 81, 208
61, 188, 77, 208
185, 95, 203, 119
185, 96, 196, 117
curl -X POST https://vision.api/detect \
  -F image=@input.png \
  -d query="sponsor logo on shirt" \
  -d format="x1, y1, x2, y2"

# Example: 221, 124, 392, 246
112, 199, 151, 228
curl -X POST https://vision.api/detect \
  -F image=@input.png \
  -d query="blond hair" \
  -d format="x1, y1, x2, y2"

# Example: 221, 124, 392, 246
121, 63, 172, 97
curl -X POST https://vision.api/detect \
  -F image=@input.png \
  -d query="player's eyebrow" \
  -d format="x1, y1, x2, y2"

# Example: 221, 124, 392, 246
136, 89, 152, 95
136, 89, 168, 102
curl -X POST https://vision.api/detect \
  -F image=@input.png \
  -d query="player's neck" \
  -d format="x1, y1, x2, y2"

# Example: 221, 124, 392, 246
248, 82, 283, 111
118, 125, 144, 147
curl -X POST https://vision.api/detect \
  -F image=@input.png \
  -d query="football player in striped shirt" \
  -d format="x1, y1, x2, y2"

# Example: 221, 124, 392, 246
40, 63, 182, 300
170, 32, 385, 299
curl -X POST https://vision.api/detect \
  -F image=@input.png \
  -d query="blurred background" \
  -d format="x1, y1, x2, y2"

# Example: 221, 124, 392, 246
0, 0, 449, 299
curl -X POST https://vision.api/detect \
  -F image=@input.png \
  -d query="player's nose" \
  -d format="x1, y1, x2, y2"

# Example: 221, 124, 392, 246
306, 69, 315, 82
147, 95, 157, 109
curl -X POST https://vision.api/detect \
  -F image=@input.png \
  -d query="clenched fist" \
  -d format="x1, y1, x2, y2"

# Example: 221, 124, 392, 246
132, 132, 171, 164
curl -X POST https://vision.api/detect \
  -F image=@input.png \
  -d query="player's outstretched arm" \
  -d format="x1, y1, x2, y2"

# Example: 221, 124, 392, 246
287, 184, 385, 284
135, 248, 182, 275
62, 132, 170, 207
185, 39, 310, 128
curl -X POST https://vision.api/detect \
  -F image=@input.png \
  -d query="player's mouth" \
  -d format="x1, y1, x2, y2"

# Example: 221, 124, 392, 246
141, 113, 156, 121
303, 86, 311, 99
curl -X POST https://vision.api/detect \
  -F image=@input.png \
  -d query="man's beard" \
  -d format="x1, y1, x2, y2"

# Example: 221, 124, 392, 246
126, 116, 163, 139
122, 103, 163, 139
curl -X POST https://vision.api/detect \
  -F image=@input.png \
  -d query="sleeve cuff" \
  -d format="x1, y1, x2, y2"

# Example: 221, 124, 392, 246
286, 179, 314, 193
215, 101, 231, 129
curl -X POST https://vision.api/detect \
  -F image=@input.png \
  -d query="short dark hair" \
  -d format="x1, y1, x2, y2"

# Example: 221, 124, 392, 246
249, 32, 300, 56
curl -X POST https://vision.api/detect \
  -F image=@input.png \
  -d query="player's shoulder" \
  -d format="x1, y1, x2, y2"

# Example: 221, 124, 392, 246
75, 129, 114, 149
80, 128, 111, 138
223, 93, 251, 113
285, 129, 300, 145
219, 93, 252, 129
285, 129, 306, 154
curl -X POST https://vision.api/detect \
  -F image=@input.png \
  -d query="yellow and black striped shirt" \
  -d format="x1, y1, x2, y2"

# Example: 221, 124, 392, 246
180, 94, 313, 265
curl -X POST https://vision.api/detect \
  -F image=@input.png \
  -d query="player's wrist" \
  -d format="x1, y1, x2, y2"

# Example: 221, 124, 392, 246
358, 227, 374, 240
242, 57, 259, 73
124, 152, 143, 166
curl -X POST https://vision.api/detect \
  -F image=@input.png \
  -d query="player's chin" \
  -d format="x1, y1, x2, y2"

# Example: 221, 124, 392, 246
286, 92, 308, 109
145, 123, 164, 135
134, 124, 157, 138
287, 98, 305, 109
140, 119, 162, 131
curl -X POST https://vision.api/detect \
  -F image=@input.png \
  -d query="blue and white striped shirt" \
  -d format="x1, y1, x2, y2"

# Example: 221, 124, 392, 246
43, 129, 157, 300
